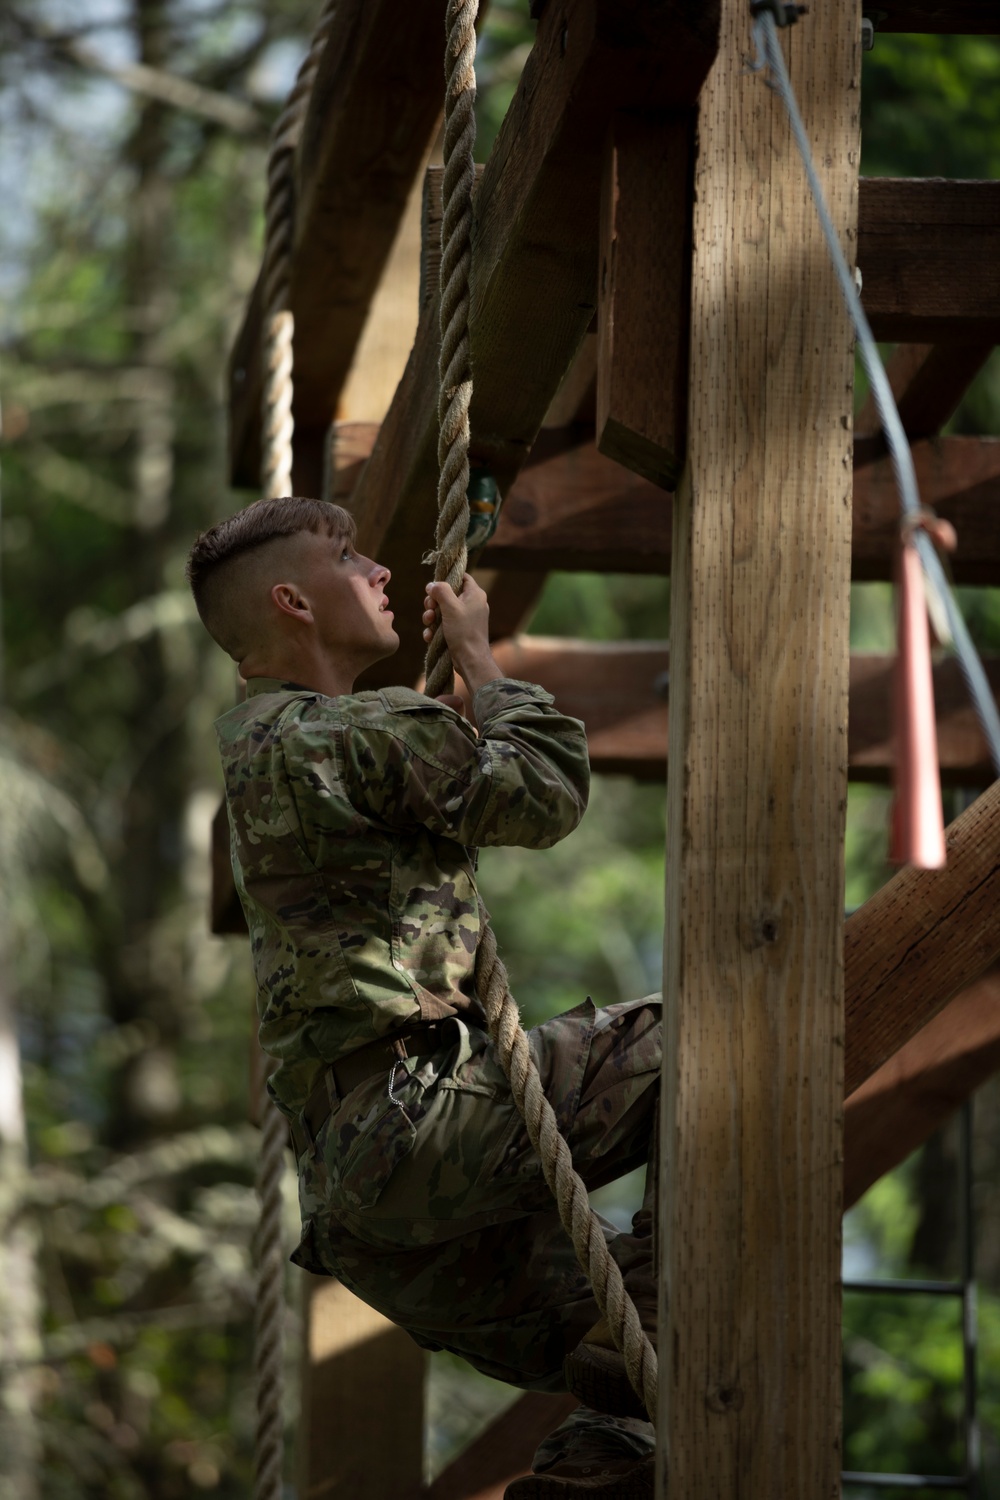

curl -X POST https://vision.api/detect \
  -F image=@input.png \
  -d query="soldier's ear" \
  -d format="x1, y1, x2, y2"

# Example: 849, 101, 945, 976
271, 582, 314, 625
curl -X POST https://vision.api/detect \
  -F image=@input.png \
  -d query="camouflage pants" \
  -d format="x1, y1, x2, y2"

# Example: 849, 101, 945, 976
293, 995, 661, 1392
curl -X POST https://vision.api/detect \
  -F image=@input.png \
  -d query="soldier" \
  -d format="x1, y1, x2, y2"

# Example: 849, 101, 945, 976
187, 496, 659, 1497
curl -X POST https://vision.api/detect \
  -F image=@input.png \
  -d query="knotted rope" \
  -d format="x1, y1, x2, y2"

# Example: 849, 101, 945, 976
423, 0, 658, 1420
254, 6, 338, 1497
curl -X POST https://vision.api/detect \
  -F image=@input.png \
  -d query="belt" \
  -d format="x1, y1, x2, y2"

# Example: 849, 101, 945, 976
290, 1018, 456, 1158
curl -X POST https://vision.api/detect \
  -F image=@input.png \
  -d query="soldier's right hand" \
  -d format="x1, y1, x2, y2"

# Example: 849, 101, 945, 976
422, 576, 503, 696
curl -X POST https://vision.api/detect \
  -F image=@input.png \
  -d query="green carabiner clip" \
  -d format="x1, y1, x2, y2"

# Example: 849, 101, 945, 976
466, 468, 502, 553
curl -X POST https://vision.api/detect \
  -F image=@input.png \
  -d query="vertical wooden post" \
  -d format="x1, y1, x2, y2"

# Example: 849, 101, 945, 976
297, 1273, 425, 1499
596, 112, 693, 490
659, 0, 858, 1493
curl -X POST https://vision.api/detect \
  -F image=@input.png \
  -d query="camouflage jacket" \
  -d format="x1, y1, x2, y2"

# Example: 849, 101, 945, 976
215, 677, 590, 1117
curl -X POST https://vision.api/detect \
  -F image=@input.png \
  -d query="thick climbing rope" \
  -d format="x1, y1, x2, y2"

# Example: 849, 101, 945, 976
423, 0, 658, 1420
254, 6, 339, 1498
261, 3, 339, 498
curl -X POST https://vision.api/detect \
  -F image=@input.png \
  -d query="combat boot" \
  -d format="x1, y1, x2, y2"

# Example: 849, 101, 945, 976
562, 1291, 657, 1422
505, 1405, 654, 1499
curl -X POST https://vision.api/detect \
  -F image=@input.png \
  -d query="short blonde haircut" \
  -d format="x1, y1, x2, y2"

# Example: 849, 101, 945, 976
187, 496, 355, 656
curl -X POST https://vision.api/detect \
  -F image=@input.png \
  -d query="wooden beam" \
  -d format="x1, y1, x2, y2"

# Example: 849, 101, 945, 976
844, 781, 1000, 1099
843, 969, 1000, 1211
297, 1274, 424, 1500
853, 435, 1000, 584
855, 341, 996, 441
849, 651, 1000, 781
596, 112, 692, 489
227, 0, 446, 488
471, 570, 548, 641
659, 0, 855, 1488
483, 429, 670, 573
490, 638, 670, 779
478, 433, 1000, 585
858, 178, 1000, 342
483, 640, 1000, 784
401, 1393, 578, 1500
349, 0, 720, 691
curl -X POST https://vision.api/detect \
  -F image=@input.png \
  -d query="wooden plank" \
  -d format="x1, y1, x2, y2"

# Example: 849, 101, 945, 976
297, 1275, 424, 1500
227, 0, 446, 488
326, 420, 381, 504
334, 145, 433, 427
843, 969, 1000, 1211
858, 178, 1000, 342
478, 433, 1000, 585
471, 570, 548, 641
855, 341, 996, 441
483, 641, 1000, 783
844, 781, 1000, 1099
349, 0, 720, 692
483, 430, 670, 573
659, 0, 856, 1489
853, 435, 1000, 584
490, 638, 670, 778
596, 112, 693, 489
401, 1393, 578, 1500
850, 651, 1000, 781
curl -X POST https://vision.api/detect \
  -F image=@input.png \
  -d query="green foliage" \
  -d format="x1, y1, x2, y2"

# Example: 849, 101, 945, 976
861, 34, 1000, 180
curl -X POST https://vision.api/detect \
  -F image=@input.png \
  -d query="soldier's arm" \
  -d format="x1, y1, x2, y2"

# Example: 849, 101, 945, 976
343, 685, 590, 850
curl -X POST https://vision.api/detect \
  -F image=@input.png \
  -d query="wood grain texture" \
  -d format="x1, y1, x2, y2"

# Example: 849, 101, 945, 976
849, 651, 1000, 781
596, 113, 693, 489
659, 0, 857, 1490
844, 781, 1000, 1099
481, 642, 1000, 783
491, 637, 670, 777
858, 178, 1000, 341
480, 433, 1000, 585
843, 969, 1000, 1211
227, 0, 445, 487
482, 428, 671, 573
349, 0, 720, 692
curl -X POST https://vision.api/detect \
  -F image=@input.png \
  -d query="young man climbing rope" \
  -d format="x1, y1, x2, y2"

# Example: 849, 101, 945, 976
187, 496, 660, 1498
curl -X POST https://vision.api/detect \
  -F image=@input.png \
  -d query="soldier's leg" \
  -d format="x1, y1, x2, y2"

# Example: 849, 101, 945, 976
300, 999, 661, 1388
505, 1408, 656, 1499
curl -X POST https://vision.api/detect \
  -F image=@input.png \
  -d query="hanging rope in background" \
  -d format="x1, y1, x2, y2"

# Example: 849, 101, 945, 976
260, 3, 339, 499
254, 7, 338, 1498
421, 0, 658, 1421
751, 6, 1000, 785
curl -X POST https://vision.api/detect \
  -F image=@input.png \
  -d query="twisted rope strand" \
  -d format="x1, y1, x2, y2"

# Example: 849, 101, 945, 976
474, 909, 659, 1417
261, 1, 339, 498
253, 1090, 289, 1500
424, 0, 479, 698
424, 0, 658, 1419
255, 7, 339, 1497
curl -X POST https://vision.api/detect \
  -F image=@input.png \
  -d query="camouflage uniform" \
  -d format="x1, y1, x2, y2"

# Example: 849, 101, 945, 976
216, 676, 660, 1398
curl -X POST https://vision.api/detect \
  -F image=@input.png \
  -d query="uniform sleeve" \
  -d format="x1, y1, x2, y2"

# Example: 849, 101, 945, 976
343, 680, 590, 849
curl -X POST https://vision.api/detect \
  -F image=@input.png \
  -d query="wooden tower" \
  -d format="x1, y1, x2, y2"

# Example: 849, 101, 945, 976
218, 0, 1000, 1493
